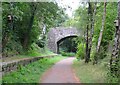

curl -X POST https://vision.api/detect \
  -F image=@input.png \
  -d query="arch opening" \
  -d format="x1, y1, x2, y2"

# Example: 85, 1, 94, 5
47, 27, 80, 53
57, 35, 78, 54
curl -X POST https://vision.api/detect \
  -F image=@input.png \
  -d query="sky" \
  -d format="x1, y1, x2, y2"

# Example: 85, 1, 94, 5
56, 0, 80, 17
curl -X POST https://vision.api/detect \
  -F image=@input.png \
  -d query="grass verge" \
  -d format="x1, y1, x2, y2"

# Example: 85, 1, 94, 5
2, 55, 66, 83
72, 59, 108, 83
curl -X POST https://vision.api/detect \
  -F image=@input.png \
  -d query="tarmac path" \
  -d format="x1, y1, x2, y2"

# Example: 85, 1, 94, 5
41, 57, 80, 83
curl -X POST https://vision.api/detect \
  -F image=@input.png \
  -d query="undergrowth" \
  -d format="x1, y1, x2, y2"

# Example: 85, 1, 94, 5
73, 59, 108, 83
60, 52, 75, 57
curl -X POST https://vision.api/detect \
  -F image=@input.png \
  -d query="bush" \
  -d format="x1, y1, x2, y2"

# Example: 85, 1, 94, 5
107, 70, 119, 83
3, 38, 23, 57
97, 46, 107, 59
76, 43, 85, 60
25, 43, 42, 57
60, 52, 75, 57
90, 45, 96, 61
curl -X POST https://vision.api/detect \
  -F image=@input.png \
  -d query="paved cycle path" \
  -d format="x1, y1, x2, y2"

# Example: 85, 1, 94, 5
41, 57, 80, 83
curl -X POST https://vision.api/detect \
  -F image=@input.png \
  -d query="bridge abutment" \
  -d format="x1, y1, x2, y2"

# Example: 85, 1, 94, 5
47, 27, 80, 53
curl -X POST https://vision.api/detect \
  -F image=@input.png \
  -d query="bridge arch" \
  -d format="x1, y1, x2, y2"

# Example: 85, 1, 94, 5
47, 27, 80, 53
57, 35, 78, 53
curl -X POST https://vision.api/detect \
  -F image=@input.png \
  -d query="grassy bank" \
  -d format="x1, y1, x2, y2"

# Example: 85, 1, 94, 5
73, 59, 108, 83
3, 55, 66, 83
3, 43, 55, 62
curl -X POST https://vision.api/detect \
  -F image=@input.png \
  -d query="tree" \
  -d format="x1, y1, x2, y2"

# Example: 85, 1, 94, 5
96, 1, 107, 52
94, 1, 107, 64
23, 2, 37, 50
89, 2, 97, 62
85, 1, 93, 63
2, 2, 67, 57
110, 0, 120, 79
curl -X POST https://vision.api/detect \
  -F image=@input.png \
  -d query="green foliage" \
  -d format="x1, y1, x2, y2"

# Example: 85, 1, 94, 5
74, 5, 88, 30
72, 2, 117, 60
107, 70, 119, 83
98, 46, 107, 59
3, 38, 23, 57
94, 3, 117, 52
2, 2, 67, 56
76, 43, 85, 60
36, 35, 46, 48
90, 45, 96, 61
60, 52, 75, 57
21, 43, 54, 57
3, 55, 66, 83
59, 37, 77, 53
36, 39, 45, 48
71, 2, 118, 83
73, 59, 108, 83
63, 4, 88, 31
24, 43, 42, 57
92, 46, 107, 61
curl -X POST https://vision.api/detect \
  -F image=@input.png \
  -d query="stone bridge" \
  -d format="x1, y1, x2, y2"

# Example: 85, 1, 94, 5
47, 27, 80, 53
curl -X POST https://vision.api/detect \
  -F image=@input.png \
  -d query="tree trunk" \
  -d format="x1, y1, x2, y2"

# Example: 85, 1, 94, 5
85, 2, 91, 63
94, 1, 107, 64
89, 2, 97, 51
110, 0, 120, 79
85, 25, 89, 63
23, 3, 37, 49
96, 1, 107, 52
89, 2, 97, 62
85, 2, 94, 63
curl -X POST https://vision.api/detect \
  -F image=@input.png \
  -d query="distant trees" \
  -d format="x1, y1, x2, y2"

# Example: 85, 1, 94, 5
2, 2, 67, 56
58, 37, 77, 53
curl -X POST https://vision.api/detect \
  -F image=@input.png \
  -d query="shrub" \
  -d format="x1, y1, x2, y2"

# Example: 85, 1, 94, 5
25, 43, 42, 57
76, 43, 85, 60
107, 70, 119, 83
60, 52, 75, 57
3, 39, 23, 57
36, 39, 45, 48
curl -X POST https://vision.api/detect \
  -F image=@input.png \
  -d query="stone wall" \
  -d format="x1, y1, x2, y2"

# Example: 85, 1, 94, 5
2, 54, 57, 75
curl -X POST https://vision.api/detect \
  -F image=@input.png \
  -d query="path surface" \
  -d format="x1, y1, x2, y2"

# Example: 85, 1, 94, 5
41, 57, 80, 83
